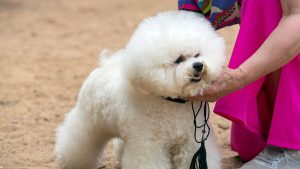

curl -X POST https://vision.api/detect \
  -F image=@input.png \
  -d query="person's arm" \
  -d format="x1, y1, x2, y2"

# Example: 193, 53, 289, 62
192, 0, 300, 102
239, 0, 300, 85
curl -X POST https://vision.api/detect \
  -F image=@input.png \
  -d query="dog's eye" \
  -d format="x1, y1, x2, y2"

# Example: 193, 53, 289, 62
174, 55, 185, 64
194, 53, 200, 58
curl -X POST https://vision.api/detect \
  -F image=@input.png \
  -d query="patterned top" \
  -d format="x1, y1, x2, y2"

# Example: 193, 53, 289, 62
178, 0, 242, 29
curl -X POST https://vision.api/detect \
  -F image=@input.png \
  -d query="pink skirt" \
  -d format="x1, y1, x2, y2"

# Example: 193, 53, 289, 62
214, 0, 300, 161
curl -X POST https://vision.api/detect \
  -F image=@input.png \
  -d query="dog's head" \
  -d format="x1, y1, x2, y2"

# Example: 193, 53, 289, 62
123, 11, 225, 98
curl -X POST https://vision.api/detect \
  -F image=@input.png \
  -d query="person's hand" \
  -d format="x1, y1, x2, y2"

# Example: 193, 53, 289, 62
191, 67, 248, 102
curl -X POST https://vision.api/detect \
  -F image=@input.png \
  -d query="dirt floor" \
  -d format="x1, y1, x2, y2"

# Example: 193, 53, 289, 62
0, 0, 244, 168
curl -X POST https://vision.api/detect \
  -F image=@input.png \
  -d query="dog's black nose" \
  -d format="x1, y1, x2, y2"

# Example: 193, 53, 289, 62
193, 62, 203, 72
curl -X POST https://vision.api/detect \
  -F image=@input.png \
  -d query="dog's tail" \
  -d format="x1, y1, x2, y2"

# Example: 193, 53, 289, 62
98, 49, 123, 67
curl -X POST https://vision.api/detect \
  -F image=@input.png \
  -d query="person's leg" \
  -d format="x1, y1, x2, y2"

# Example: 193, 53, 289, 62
231, 69, 280, 162
267, 61, 300, 151
231, 123, 266, 161
240, 61, 300, 168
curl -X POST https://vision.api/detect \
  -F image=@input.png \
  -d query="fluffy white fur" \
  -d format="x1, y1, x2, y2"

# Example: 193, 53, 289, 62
55, 11, 225, 169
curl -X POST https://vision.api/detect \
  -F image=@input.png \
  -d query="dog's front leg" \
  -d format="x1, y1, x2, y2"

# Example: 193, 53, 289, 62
120, 140, 171, 169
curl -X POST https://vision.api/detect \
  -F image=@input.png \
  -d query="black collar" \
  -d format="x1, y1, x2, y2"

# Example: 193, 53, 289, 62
163, 96, 189, 104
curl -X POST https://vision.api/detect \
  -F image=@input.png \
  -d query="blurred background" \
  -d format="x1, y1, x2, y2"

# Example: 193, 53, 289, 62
0, 0, 241, 168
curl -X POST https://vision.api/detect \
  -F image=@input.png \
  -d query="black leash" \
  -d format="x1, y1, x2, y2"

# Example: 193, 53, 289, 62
189, 101, 210, 169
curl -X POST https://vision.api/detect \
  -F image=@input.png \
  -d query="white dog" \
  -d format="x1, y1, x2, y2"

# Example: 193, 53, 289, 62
55, 11, 225, 169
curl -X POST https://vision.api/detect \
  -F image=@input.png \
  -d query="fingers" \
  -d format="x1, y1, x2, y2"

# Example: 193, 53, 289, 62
189, 67, 244, 102
189, 69, 232, 102
189, 95, 218, 102
189, 86, 220, 102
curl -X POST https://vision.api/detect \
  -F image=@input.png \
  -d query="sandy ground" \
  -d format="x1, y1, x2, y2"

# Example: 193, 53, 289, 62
0, 0, 244, 168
